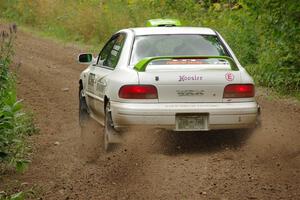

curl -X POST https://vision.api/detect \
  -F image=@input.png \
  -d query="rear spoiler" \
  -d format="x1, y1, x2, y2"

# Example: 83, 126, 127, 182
134, 56, 239, 72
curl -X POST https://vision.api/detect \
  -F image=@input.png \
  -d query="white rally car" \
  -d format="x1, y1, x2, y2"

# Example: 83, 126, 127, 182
78, 19, 259, 151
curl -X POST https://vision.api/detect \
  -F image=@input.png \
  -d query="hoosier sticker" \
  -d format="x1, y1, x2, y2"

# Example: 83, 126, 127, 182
178, 75, 203, 82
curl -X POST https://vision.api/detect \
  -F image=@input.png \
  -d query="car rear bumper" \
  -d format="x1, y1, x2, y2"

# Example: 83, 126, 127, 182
110, 101, 258, 131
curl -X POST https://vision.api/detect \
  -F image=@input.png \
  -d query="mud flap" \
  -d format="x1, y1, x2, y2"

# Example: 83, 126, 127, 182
107, 110, 122, 143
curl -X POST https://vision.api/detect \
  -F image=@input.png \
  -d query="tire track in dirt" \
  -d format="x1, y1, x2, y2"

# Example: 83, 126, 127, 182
1, 30, 299, 200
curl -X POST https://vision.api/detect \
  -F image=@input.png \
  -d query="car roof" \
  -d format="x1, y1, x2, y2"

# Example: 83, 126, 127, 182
129, 27, 216, 36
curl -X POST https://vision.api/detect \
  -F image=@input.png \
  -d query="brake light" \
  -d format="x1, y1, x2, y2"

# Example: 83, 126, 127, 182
119, 85, 158, 99
223, 84, 254, 98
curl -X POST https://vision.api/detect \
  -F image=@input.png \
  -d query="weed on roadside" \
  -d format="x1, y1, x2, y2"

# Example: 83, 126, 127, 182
0, 24, 37, 173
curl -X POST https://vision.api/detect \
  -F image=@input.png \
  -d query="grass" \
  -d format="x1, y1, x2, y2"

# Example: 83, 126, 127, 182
19, 24, 101, 53
0, 187, 40, 200
1, 16, 100, 53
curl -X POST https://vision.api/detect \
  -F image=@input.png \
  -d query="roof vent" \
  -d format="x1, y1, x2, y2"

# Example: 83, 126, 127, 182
146, 19, 182, 27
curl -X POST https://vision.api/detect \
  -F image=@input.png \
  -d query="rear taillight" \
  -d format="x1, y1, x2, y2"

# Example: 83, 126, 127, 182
119, 85, 158, 99
223, 84, 254, 98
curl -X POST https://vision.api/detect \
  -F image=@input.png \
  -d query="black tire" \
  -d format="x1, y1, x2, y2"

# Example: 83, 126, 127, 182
79, 86, 89, 126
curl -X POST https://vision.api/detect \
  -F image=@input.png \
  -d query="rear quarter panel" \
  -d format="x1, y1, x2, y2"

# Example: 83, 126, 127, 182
105, 68, 141, 102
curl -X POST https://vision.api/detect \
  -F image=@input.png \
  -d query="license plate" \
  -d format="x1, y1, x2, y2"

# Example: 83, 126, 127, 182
176, 114, 208, 131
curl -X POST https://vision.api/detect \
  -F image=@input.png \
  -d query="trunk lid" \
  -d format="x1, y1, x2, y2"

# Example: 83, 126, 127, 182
137, 64, 241, 103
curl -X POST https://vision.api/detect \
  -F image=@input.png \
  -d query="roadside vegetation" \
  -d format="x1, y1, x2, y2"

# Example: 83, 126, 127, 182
0, 0, 299, 95
0, 24, 37, 200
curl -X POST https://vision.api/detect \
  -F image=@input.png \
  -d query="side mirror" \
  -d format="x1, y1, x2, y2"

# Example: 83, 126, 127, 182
78, 53, 93, 64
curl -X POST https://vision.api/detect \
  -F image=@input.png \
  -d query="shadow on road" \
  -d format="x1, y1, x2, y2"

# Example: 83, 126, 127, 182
78, 119, 256, 159
152, 129, 254, 156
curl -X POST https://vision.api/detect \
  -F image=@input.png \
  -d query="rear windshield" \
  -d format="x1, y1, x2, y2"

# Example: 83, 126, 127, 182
130, 34, 229, 65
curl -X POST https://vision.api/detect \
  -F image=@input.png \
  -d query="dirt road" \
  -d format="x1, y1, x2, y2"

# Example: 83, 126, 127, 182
1, 30, 300, 200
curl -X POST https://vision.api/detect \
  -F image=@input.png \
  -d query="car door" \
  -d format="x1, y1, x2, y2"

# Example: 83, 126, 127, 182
84, 65, 97, 114
91, 33, 126, 122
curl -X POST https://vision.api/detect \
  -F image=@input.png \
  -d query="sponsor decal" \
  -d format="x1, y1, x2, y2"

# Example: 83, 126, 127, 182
167, 59, 207, 65
95, 78, 106, 98
176, 90, 205, 96
178, 75, 203, 82
87, 73, 95, 92
111, 49, 118, 56
225, 72, 234, 81
113, 45, 121, 51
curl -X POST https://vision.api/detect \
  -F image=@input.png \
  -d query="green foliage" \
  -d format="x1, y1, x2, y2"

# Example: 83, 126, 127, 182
0, 0, 299, 95
196, 9, 259, 66
243, 0, 300, 94
0, 25, 36, 172
0, 192, 24, 200
9, 192, 24, 200
0, 189, 37, 200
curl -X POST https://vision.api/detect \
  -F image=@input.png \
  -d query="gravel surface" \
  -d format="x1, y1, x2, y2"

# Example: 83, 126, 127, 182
1, 29, 300, 200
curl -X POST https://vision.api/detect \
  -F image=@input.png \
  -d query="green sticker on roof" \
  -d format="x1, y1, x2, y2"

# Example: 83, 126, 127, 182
146, 19, 182, 27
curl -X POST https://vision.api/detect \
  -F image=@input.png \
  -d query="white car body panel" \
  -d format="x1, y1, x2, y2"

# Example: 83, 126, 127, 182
137, 65, 242, 103
79, 26, 258, 131
110, 101, 257, 130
